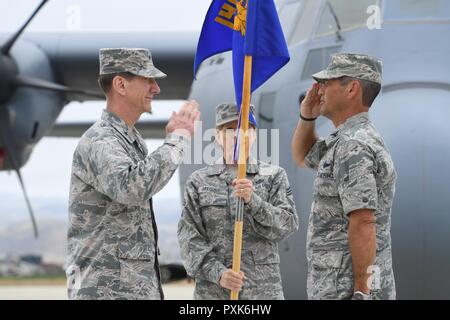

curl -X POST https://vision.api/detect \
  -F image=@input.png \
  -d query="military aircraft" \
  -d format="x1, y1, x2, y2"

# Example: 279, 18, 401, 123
0, 0, 198, 281
1, 0, 450, 299
0, 0, 198, 237
185, 0, 450, 300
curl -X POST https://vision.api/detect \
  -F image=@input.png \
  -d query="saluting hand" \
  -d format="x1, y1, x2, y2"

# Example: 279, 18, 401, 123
233, 178, 253, 203
166, 100, 201, 137
300, 83, 321, 119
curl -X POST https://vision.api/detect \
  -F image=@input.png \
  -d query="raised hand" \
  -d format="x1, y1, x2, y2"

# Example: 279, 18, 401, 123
300, 83, 321, 119
165, 100, 201, 137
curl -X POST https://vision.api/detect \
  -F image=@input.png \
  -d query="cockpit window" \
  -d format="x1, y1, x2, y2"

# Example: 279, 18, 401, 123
278, 0, 303, 43
315, 0, 379, 38
277, 0, 303, 44
384, 0, 450, 21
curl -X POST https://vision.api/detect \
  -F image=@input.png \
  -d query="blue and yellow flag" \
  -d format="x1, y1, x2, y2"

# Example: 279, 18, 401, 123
194, 0, 290, 124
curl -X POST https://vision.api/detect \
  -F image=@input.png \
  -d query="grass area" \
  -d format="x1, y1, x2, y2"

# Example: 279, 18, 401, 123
0, 275, 66, 286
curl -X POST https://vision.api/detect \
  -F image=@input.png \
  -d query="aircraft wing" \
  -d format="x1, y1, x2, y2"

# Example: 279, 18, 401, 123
11, 31, 198, 101
15, 31, 197, 139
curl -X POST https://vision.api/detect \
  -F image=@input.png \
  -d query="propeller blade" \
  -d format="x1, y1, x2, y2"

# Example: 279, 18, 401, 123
14, 75, 104, 99
1, 0, 49, 55
0, 106, 38, 238
14, 164, 39, 239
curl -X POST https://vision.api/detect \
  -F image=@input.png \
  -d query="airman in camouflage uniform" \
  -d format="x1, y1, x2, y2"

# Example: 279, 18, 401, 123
66, 48, 200, 300
292, 53, 396, 300
178, 103, 299, 300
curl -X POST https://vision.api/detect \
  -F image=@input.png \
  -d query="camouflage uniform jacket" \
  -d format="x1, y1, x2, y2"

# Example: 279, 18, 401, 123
304, 112, 397, 300
66, 109, 188, 300
178, 160, 299, 300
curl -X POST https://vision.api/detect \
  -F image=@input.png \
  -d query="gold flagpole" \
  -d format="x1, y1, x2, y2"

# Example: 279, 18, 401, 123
230, 54, 252, 300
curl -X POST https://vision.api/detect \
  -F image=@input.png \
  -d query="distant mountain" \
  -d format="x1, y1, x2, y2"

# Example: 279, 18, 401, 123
0, 195, 183, 266
0, 218, 67, 265
0, 193, 68, 223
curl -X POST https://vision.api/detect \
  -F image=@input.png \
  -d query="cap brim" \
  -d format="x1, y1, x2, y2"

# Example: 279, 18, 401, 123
311, 70, 337, 82
216, 117, 258, 128
216, 115, 239, 127
148, 66, 167, 79
132, 67, 167, 79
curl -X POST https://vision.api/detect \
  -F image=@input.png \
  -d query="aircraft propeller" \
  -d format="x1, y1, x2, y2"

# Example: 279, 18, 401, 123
0, 0, 102, 238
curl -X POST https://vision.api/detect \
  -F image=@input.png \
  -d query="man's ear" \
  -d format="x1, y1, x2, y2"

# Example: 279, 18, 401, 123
347, 80, 361, 101
112, 75, 127, 96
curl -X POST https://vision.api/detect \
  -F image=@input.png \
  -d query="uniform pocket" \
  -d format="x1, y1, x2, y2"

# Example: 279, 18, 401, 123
107, 202, 125, 216
251, 247, 280, 265
242, 248, 281, 283
199, 193, 228, 207
117, 241, 154, 261
116, 241, 158, 296
309, 250, 343, 299
313, 152, 339, 196
198, 193, 228, 241
314, 166, 339, 198
253, 180, 269, 201
312, 250, 343, 268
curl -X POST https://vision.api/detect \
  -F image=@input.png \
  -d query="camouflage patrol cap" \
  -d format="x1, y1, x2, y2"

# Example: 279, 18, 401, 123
99, 48, 167, 79
216, 102, 257, 127
312, 53, 382, 84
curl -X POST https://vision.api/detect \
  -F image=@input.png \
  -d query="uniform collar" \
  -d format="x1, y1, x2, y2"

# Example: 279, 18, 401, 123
101, 109, 137, 144
325, 112, 370, 147
206, 158, 259, 176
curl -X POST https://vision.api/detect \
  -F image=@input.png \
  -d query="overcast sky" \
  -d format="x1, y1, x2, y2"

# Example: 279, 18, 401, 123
0, 0, 212, 226
0, 0, 211, 32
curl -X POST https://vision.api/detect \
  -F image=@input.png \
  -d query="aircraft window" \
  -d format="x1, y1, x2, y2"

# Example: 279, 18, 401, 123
384, 0, 450, 21
315, 0, 379, 38
291, 0, 322, 44
301, 46, 341, 80
278, 1, 303, 43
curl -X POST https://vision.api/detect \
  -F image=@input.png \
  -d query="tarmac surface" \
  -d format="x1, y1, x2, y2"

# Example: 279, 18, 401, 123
0, 279, 195, 300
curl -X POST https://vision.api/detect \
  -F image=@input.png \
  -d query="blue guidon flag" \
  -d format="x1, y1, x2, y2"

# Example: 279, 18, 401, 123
194, 0, 291, 126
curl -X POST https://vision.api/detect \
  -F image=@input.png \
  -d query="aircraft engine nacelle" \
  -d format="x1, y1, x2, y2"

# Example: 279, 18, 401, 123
0, 39, 65, 170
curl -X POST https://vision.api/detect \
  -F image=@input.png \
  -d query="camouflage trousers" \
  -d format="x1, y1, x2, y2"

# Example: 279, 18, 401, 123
307, 248, 396, 300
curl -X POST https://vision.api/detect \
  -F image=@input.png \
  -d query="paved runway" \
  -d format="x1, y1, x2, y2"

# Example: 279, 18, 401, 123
0, 280, 195, 300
